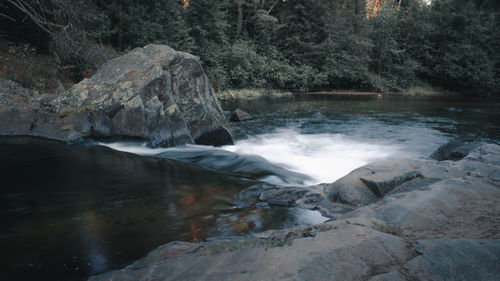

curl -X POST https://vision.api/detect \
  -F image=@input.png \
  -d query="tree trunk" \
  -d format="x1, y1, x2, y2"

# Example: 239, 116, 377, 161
236, 0, 244, 38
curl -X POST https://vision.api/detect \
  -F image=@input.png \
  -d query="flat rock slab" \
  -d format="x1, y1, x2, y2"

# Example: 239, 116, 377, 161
408, 239, 500, 281
343, 177, 500, 239
90, 224, 414, 281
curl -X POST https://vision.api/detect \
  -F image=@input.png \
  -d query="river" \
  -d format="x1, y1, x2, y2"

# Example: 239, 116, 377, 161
1, 94, 499, 280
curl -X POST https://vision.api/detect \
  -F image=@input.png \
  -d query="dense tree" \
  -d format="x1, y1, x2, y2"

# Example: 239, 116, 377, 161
369, 1, 420, 91
2, 0, 114, 74
423, 0, 498, 92
319, 1, 373, 90
0, 0, 498, 94
101, 0, 194, 52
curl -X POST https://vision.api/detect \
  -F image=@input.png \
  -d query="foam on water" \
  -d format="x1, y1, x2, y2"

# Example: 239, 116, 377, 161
222, 128, 400, 185
100, 142, 176, 155
100, 128, 401, 186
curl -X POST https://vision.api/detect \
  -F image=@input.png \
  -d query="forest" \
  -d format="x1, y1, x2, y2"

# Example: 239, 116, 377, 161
1, 0, 499, 94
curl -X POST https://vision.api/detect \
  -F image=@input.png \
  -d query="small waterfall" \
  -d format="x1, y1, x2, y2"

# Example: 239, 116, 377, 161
222, 128, 400, 185
100, 128, 401, 186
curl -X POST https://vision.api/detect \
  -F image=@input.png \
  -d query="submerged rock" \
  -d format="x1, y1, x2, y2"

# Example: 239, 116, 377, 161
0, 45, 232, 147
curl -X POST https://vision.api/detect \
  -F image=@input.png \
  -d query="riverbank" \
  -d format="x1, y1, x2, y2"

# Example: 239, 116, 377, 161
90, 142, 500, 281
306, 88, 461, 97
217, 87, 463, 101
217, 89, 294, 101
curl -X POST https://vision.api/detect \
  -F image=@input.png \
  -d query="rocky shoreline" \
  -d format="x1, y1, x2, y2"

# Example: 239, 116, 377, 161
0, 45, 232, 147
90, 141, 500, 281
1, 44, 498, 280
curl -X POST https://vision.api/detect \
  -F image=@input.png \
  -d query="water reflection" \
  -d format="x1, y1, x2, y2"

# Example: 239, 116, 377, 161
0, 138, 321, 281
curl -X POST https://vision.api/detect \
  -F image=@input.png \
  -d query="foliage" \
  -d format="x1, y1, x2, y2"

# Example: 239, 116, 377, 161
0, 43, 72, 91
423, 0, 498, 93
1, 0, 499, 94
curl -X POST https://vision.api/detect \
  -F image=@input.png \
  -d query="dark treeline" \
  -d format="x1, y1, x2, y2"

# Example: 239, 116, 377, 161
1, 0, 499, 94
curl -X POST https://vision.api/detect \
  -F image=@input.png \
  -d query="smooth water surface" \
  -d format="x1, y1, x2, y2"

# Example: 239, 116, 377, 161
1, 95, 499, 281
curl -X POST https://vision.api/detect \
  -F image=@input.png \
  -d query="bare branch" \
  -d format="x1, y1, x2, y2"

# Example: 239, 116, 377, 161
0, 12, 16, 22
6, 0, 67, 35
267, 0, 280, 13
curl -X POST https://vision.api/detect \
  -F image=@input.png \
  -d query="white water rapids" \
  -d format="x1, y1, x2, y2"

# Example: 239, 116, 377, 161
223, 128, 399, 185
101, 128, 402, 186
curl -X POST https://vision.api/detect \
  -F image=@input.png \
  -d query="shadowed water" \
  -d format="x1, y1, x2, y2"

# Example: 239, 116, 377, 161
1, 95, 499, 281
0, 138, 325, 281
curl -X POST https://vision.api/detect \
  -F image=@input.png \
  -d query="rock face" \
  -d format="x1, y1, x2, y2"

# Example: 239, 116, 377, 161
90, 142, 500, 281
0, 45, 232, 146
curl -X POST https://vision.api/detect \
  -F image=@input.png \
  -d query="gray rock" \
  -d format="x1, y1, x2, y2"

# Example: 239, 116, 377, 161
235, 183, 273, 208
254, 202, 270, 209
230, 108, 253, 122
343, 176, 500, 239
366, 272, 405, 281
89, 224, 414, 281
431, 140, 483, 161
259, 186, 309, 207
325, 167, 378, 206
323, 152, 496, 207
386, 177, 440, 195
194, 127, 233, 146
0, 107, 80, 143
92, 110, 112, 137
360, 170, 423, 197
237, 183, 354, 218
0, 44, 232, 147
408, 239, 500, 281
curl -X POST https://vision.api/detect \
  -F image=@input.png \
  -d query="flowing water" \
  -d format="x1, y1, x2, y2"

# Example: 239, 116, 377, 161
1, 95, 499, 280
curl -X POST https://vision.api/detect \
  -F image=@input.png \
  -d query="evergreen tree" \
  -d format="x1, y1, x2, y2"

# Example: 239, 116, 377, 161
370, 1, 419, 91
186, 0, 230, 91
1, 0, 499, 94
425, 0, 497, 92
320, 0, 373, 90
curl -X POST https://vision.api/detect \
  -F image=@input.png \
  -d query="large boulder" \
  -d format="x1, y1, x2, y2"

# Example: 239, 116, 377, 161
0, 45, 232, 147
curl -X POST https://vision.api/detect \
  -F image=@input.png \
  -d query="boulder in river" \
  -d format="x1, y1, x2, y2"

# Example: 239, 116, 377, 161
0, 44, 233, 147
230, 108, 253, 122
